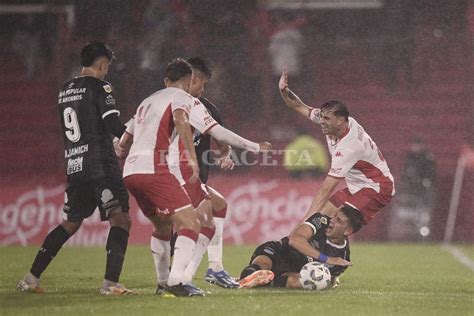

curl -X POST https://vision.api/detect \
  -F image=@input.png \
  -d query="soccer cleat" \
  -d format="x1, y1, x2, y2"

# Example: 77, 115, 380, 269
16, 279, 45, 294
204, 269, 239, 289
331, 277, 340, 289
155, 284, 166, 295
100, 283, 138, 295
238, 270, 274, 289
165, 283, 204, 297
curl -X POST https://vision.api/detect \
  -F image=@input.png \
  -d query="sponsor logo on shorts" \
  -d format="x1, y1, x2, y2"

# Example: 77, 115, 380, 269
101, 189, 114, 204
335, 151, 343, 157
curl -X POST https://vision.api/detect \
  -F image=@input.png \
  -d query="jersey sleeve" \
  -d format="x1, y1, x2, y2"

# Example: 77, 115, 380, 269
200, 97, 224, 126
308, 107, 321, 124
97, 82, 120, 119
171, 91, 192, 114
189, 99, 218, 134
328, 147, 358, 178
303, 213, 330, 237
125, 116, 134, 135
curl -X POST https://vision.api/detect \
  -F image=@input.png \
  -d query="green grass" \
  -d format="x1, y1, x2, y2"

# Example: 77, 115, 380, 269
1, 244, 473, 316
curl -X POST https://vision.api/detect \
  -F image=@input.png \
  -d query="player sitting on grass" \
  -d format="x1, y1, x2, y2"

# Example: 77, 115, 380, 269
238, 205, 363, 289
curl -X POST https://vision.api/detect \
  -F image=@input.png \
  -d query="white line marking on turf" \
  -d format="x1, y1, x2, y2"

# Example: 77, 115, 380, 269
442, 244, 474, 272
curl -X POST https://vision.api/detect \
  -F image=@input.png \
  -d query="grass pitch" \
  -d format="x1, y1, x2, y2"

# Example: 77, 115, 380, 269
1, 243, 473, 316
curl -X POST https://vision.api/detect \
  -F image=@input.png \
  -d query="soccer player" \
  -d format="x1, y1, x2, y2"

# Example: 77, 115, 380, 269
178, 57, 271, 288
17, 42, 135, 295
120, 58, 272, 293
238, 205, 363, 289
122, 58, 206, 297
279, 68, 395, 227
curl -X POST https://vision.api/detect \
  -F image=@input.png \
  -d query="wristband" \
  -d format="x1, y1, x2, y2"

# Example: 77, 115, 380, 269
318, 253, 329, 263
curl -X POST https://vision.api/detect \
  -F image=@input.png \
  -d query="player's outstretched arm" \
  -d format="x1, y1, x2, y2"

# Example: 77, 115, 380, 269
279, 68, 313, 118
304, 176, 341, 220
208, 125, 272, 154
174, 109, 200, 183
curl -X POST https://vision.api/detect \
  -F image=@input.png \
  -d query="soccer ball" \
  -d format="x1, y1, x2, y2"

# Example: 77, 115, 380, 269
298, 261, 331, 291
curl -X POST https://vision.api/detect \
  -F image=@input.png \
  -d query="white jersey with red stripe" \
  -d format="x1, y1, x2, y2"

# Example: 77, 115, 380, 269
123, 87, 194, 177
309, 108, 395, 195
168, 97, 218, 184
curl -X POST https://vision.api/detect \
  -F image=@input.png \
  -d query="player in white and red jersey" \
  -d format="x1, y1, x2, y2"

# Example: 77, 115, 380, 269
121, 59, 204, 297
168, 58, 272, 286
278, 68, 395, 226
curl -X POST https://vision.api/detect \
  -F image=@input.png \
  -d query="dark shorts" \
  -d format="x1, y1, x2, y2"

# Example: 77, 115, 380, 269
63, 176, 129, 222
250, 241, 291, 277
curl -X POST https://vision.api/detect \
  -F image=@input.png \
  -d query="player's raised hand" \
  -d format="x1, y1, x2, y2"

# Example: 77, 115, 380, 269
279, 68, 289, 91
259, 142, 272, 152
326, 256, 352, 267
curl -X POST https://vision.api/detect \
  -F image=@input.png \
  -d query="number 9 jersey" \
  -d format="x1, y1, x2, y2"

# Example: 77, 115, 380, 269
58, 76, 122, 183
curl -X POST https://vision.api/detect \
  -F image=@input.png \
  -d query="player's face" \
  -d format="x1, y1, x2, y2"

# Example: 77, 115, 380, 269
189, 71, 209, 98
319, 110, 343, 136
326, 211, 351, 238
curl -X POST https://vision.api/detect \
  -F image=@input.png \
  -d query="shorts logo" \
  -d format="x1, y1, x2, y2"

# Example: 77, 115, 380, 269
101, 189, 114, 204
103, 84, 112, 93
335, 151, 343, 157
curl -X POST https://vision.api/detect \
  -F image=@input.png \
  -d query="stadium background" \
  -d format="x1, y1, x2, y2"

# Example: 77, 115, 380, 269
0, 0, 473, 246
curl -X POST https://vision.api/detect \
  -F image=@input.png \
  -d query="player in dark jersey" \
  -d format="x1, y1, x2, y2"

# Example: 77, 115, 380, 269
238, 205, 364, 289
187, 57, 240, 288
17, 42, 135, 295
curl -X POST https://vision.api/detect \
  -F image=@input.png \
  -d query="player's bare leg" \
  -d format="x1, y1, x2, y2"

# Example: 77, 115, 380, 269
17, 220, 81, 293
100, 209, 137, 295
183, 199, 215, 283
203, 187, 239, 288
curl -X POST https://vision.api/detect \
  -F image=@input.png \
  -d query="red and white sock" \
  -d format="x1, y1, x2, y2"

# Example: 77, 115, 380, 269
167, 229, 197, 287
150, 233, 171, 287
184, 227, 215, 283
208, 207, 226, 272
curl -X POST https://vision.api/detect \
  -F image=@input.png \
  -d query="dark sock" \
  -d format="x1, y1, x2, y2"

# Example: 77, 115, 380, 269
272, 274, 288, 287
104, 226, 129, 283
239, 263, 261, 280
30, 225, 71, 279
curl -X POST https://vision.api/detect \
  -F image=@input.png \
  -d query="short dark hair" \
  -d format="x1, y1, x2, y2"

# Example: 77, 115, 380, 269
187, 57, 212, 79
80, 42, 114, 67
165, 58, 193, 82
320, 100, 349, 121
340, 205, 364, 233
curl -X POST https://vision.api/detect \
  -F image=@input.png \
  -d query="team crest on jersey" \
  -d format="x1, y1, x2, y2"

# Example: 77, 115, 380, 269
102, 84, 112, 93
320, 217, 328, 225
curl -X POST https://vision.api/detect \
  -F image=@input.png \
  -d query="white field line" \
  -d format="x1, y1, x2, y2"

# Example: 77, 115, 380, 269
442, 244, 474, 272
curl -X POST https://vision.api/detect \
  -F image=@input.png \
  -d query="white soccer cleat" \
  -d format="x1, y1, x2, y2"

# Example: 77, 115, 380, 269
17, 279, 45, 294
100, 283, 138, 295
